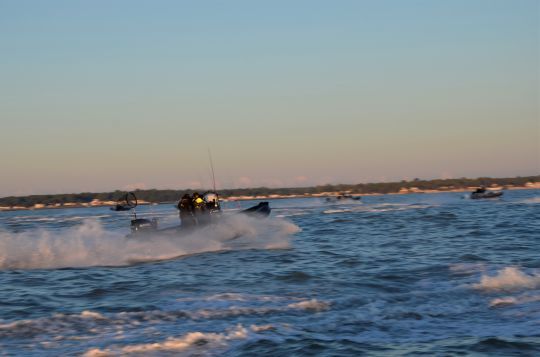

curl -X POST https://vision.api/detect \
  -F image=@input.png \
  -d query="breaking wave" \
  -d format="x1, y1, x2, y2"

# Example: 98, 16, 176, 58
286, 299, 329, 311
0, 293, 330, 356
83, 324, 253, 356
473, 267, 540, 291
0, 216, 299, 270
1, 301, 321, 328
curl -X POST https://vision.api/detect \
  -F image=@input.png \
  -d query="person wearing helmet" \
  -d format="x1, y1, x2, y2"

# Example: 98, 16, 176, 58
192, 192, 204, 208
178, 193, 195, 228
192, 192, 209, 225
203, 191, 221, 223
203, 191, 220, 212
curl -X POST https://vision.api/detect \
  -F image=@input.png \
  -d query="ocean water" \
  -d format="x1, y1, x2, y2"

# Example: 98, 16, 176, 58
0, 189, 539, 356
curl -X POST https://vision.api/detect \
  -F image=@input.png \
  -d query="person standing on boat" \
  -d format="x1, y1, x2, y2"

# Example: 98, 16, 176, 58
192, 192, 210, 225
203, 191, 220, 212
178, 193, 195, 228
203, 191, 221, 223
474, 186, 487, 194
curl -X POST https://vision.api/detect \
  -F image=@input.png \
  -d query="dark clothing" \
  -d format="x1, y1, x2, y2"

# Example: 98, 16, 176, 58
178, 196, 193, 212
179, 193, 219, 227
192, 194, 210, 226
205, 199, 220, 212
178, 195, 196, 228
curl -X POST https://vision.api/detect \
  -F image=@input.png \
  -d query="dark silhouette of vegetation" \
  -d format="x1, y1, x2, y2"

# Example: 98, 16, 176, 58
0, 175, 538, 209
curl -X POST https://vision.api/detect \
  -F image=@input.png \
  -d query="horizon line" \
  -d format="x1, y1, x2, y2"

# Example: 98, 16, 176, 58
2, 174, 539, 199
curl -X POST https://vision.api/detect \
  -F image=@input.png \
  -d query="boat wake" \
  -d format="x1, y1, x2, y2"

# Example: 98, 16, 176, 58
0, 216, 299, 270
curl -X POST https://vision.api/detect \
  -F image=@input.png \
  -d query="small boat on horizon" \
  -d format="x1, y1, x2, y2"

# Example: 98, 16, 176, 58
470, 187, 503, 200
325, 194, 361, 203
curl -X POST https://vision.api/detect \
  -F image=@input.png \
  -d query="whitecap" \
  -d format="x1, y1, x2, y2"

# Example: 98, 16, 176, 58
323, 209, 350, 214
82, 324, 250, 356
473, 267, 540, 291
287, 299, 330, 312
0, 296, 328, 340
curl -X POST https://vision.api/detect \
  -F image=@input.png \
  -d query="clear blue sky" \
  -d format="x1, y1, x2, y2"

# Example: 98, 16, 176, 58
0, 0, 538, 196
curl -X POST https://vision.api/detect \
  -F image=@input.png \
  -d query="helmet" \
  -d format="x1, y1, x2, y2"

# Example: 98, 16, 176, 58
204, 192, 217, 202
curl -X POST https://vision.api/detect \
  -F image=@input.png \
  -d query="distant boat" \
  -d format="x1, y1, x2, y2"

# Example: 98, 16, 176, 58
110, 192, 137, 211
470, 190, 503, 200
325, 194, 361, 203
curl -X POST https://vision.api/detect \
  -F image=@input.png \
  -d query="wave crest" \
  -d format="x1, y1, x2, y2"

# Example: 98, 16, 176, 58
473, 267, 540, 291
83, 324, 250, 356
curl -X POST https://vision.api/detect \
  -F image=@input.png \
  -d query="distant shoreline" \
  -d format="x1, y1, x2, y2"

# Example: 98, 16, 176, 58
1, 180, 538, 212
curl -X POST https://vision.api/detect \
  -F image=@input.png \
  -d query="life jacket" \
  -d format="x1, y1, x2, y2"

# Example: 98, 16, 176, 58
193, 197, 205, 208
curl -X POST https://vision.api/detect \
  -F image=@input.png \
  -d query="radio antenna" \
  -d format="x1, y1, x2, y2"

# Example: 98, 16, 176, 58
208, 148, 217, 193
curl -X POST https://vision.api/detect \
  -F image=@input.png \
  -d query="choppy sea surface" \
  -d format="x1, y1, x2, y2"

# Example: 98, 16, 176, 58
0, 189, 539, 356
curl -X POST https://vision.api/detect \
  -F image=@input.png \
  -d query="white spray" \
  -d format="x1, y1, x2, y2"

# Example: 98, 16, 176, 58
0, 215, 299, 270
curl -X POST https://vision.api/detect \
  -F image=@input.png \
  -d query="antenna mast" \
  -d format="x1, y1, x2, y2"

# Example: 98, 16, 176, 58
208, 148, 217, 193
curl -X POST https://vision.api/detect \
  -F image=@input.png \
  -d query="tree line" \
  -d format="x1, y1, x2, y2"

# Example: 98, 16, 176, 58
0, 175, 538, 208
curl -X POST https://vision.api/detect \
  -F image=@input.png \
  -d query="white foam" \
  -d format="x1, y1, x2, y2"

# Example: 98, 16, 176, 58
183, 296, 329, 319
473, 267, 540, 291
250, 324, 275, 332
178, 293, 294, 303
17, 217, 59, 222
275, 209, 310, 218
323, 209, 350, 214
287, 299, 330, 311
9, 215, 112, 223
0, 215, 299, 269
80, 311, 106, 320
490, 294, 540, 307
83, 324, 250, 356
0, 297, 328, 339
322, 204, 427, 215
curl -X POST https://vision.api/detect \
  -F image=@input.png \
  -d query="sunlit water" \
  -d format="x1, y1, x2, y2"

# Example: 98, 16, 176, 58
0, 189, 539, 356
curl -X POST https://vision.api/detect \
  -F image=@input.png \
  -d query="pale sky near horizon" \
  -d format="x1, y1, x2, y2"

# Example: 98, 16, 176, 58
0, 0, 539, 196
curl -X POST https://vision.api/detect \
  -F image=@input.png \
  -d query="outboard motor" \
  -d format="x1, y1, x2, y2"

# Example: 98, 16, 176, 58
110, 192, 162, 237
130, 218, 158, 233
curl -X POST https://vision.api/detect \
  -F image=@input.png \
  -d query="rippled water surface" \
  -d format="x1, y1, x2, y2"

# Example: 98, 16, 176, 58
1, 189, 539, 356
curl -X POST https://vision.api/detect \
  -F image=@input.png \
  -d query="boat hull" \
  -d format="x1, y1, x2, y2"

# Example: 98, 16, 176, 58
127, 202, 271, 238
471, 191, 503, 199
